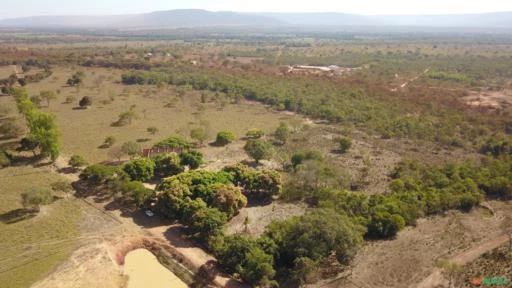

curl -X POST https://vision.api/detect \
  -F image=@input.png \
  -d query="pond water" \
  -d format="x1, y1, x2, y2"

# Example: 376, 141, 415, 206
124, 248, 187, 288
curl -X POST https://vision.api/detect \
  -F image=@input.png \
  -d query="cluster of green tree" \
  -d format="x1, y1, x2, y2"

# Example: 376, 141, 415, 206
80, 150, 205, 204
223, 163, 281, 201
147, 163, 285, 285
204, 207, 365, 286
11, 88, 60, 161
154, 136, 192, 150
80, 163, 152, 207
293, 156, 512, 241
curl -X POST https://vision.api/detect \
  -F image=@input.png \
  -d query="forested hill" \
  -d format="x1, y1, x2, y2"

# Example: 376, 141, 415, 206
1, 10, 512, 28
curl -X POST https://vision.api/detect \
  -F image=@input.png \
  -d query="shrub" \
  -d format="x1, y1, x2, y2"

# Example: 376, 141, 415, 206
67, 72, 84, 86
51, 181, 73, 194
68, 155, 88, 169
21, 187, 54, 211
246, 128, 265, 139
274, 122, 290, 144
113, 110, 138, 126
154, 136, 191, 150
338, 137, 352, 154
0, 150, 11, 168
216, 131, 235, 146
367, 208, 406, 238
103, 136, 116, 148
217, 235, 276, 286
291, 150, 323, 169
120, 181, 153, 206
189, 207, 227, 239
80, 164, 123, 183
147, 126, 159, 135
121, 141, 141, 158
180, 150, 204, 169
244, 140, 272, 163
79, 96, 92, 108
190, 127, 209, 145
265, 209, 364, 268
123, 158, 155, 181
210, 184, 247, 218
223, 164, 282, 200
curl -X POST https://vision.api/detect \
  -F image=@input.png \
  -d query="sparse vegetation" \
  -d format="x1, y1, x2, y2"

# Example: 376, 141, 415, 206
215, 131, 235, 146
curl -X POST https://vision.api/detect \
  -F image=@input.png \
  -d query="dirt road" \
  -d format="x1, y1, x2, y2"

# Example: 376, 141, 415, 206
417, 234, 509, 288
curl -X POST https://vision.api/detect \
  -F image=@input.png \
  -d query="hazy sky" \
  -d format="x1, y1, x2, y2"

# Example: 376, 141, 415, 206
3, 0, 512, 18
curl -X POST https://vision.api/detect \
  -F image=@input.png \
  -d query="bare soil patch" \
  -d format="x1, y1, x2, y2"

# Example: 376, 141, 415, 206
462, 90, 512, 109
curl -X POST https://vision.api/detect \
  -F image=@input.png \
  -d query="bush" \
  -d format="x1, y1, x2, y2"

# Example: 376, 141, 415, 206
338, 137, 352, 154
67, 72, 84, 86
123, 158, 155, 181
121, 141, 141, 158
215, 131, 236, 146
180, 150, 204, 169
103, 136, 116, 148
265, 209, 364, 268
274, 122, 290, 144
246, 128, 265, 139
190, 127, 209, 145
154, 136, 191, 150
120, 181, 153, 207
0, 150, 11, 168
367, 208, 406, 238
21, 187, 54, 211
244, 140, 272, 163
113, 110, 138, 126
80, 164, 123, 183
68, 155, 88, 168
51, 181, 73, 194
210, 184, 247, 218
189, 207, 227, 239
79, 96, 92, 108
223, 164, 282, 200
217, 235, 276, 286
147, 126, 159, 135
291, 150, 323, 169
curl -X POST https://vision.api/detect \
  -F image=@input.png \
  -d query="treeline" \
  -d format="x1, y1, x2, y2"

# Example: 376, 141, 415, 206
119, 68, 501, 146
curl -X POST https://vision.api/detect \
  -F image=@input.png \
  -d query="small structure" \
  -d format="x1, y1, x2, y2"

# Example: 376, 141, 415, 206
142, 147, 183, 158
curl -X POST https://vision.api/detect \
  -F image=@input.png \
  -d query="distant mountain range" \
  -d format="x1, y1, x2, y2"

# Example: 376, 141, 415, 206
1, 9, 512, 29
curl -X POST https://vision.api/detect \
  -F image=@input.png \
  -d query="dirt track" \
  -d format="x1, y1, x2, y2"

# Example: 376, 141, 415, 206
417, 234, 509, 288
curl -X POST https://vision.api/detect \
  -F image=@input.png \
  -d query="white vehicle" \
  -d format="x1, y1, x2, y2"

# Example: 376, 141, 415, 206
145, 210, 154, 217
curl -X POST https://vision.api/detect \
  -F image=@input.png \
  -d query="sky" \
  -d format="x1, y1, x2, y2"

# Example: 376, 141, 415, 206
2, 0, 512, 18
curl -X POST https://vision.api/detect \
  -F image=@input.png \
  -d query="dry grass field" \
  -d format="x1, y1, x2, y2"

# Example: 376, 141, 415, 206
0, 166, 81, 288
14, 67, 304, 163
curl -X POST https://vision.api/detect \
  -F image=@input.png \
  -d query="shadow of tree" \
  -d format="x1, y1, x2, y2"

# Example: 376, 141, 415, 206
0, 208, 37, 224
